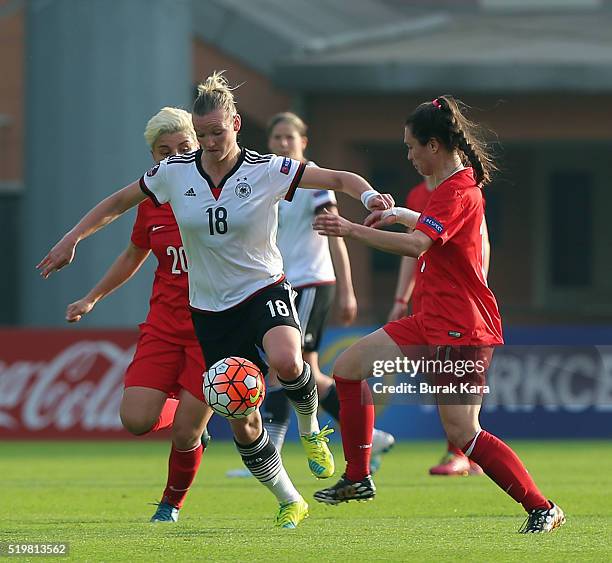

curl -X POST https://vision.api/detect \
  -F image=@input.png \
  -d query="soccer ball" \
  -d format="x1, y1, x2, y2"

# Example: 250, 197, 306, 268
203, 357, 266, 419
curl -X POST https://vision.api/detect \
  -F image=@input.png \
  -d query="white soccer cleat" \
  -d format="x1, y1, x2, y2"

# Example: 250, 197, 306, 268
372, 428, 395, 455
370, 428, 396, 474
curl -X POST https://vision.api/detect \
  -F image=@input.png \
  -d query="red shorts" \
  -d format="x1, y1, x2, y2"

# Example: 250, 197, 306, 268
124, 332, 206, 401
383, 314, 492, 393
384, 312, 429, 346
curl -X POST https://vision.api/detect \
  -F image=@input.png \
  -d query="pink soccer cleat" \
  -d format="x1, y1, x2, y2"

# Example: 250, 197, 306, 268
429, 452, 472, 476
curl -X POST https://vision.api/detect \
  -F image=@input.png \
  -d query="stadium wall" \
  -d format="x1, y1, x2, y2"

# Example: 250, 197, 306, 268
1, 327, 610, 440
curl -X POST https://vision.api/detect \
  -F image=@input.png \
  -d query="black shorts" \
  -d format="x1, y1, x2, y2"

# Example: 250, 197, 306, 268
294, 284, 335, 352
191, 280, 301, 374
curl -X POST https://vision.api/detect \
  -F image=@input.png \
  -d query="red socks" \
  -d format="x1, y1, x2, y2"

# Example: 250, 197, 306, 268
334, 375, 374, 482
161, 443, 204, 509
148, 399, 179, 433
447, 439, 464, 457
463, 430, 550, 511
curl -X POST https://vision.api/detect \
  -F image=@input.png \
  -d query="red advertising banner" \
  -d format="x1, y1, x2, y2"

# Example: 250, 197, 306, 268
0, 329, 139, 439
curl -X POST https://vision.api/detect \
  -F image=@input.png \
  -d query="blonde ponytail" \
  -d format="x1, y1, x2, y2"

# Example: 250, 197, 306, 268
193, 70, 238, 117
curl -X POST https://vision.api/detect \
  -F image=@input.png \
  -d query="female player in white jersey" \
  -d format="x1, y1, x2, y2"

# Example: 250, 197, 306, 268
64, 107, 213, 523
37, 71, 392, 529
259, 112, 395, 470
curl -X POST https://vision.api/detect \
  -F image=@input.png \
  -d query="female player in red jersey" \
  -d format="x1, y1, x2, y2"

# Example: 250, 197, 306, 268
64, 107, 213, 523
312, 96, 566, 533
37, 71, 393, 529
391, 175, 488, 477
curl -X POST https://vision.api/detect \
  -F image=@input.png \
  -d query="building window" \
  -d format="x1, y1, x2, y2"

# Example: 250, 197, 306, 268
549, 170, 592, 288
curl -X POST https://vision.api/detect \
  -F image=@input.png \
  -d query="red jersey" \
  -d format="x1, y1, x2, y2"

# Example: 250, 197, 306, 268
131, 199, 197, 345
414, 168, 503, 345
405, 181, 432, 212
405, 181, 434, 314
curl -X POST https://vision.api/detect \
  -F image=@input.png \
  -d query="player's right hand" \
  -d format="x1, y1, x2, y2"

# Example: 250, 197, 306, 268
36, 235, 77, 278
66, 298, 95, 323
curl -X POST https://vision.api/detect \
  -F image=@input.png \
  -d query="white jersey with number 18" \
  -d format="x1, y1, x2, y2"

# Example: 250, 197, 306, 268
140, 147, 305, 312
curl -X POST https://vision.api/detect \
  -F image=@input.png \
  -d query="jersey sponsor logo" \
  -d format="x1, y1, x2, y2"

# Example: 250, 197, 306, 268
448, 330, 462, 338
151, 225, 164, 232
420, 215, 444, 233
146, 164, 160, 177
235, 181, 252, 199
184, 187, 196, 197
280, 157, 292, 175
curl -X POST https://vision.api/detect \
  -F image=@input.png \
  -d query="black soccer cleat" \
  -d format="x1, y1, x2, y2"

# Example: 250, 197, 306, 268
313, 473, 376, 505
518, 500, 566, 533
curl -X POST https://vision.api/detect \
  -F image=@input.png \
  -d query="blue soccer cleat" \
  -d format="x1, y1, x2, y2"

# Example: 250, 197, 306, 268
150, 501, 179, 523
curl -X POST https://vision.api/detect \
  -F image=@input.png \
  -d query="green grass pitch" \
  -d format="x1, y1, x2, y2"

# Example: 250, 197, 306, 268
2, 440, 611, 561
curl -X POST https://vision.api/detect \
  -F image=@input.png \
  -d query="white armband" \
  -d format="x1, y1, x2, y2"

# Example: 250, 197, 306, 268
360, 189, 381, 210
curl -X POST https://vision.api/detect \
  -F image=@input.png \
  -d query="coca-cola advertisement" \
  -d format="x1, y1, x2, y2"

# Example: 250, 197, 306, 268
0, 329, 138, 439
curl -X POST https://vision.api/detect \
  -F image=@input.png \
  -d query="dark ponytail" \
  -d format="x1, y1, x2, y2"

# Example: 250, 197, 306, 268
405, 95, 497, 186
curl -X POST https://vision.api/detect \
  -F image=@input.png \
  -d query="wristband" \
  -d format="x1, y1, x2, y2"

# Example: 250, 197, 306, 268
381, 207, 398, 221
360, 189, 381, 210
391, 206, 420, 229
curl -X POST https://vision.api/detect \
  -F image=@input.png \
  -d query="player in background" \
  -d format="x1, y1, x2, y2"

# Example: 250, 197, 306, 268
64, 107, 212, 523
227, 112, 395, 478
313, 96, 565, 534
267, 113, 395, 468
37, 71, 393, 529
390, 175, 486, 477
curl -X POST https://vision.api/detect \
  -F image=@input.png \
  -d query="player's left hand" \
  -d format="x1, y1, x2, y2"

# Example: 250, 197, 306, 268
337, 291, 358, 325
364, 209, 400, 229
388, 301, 408, 322
36, 234, 78, 278
313, 210, 354, 238
367, 193, 395, 211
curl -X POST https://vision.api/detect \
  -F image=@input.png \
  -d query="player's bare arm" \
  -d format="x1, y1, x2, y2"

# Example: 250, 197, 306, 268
322, 206, 358, 325
37, 181, 147, 278
65, 242, 151, 322
388, 256, 417, 322
314, 211, 433, 258
299, 166, 394, 210
482, 217, 491, 277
